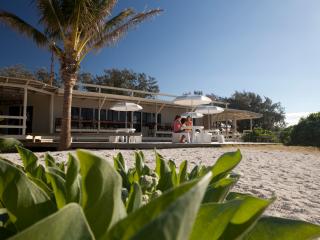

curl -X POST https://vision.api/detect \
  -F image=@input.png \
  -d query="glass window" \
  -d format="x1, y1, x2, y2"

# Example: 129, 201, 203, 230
107, 110, 113, 121
81, 108, 93, 120
71, 107, 80, 120
101, 109, 107, 121
133, 112, 141, 123
112, 110, 118, 121
119, 112, 126, 122
94, 109, 107, 121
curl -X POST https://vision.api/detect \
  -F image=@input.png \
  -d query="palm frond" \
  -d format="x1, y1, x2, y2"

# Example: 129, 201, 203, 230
102, 8, 135, 32
34, 0, 66, 40
77, 8, 134, 51
90, 9, 163, 51
0, 10, 49, 47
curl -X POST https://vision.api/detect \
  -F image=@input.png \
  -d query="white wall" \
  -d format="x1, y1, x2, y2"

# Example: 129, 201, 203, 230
28, 93, 51, 134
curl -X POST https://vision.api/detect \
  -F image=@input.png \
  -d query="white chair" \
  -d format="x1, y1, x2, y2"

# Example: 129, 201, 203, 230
109, 135, 119, 143
129, 135, 142, 143
193, 132, 212, 143
172, 132, 190, 143
217, 135, 225, 143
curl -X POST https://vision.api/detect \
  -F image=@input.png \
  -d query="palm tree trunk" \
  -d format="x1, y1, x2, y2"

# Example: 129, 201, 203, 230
58, 58, 78, 150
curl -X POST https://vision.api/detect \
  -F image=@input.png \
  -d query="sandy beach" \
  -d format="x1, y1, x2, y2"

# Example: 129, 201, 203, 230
1, 145, 319, 224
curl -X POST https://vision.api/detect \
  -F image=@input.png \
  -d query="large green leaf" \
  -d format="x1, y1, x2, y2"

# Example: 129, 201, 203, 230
220, 192, 273, 239
9, 203, 95, 240
211, 149, 242, 183
190, 200, 241, 240
46, 168, 67, 209
65, 154, 81, 203
244, 216, 320, 240
202, 175, 239, 203
46, 166, 66, 179
178, 160, 188, 184
26, 175, 52, 197
106, 172, 212, 240
155, 152, 173, 191
113, 152, 127, 173
44, 153, 56, 168
134, 151, 145, 177
189, 165, 199, 180
0, 159, 56, 231
16, 145, 38, 175
114, 153, 130, 189
168, 160, 178, 186
77, 150, 126, 239
126, 182, 142, 214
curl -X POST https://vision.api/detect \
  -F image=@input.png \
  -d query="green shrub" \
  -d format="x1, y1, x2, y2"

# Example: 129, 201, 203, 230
242, 128, 278, 143
279, 126, 294, 145
0, 146, 319, 240
0, 138, 23, 153
289, 112, 320, 147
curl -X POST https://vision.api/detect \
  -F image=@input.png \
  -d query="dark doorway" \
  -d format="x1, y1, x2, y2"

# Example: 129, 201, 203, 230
8, 106, 33, 134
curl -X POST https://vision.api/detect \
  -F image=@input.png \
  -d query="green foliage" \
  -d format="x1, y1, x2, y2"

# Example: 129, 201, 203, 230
242, 128, 278, 143
0, 138, 22, 153
77, 150, 126, 239
244, 216, 320, 240
106, 173, 212, 240
0, 65, 61, 87
208, 91, 286, 130
289, 112, 320, 147
0, 156, 56, 231
279, 126, 294, 145
0, 147, 319, 240
9, 204, 94, 240
83, 69, 160, 98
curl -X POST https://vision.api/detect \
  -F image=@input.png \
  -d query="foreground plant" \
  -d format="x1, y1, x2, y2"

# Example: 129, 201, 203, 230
0, 146, 319, 240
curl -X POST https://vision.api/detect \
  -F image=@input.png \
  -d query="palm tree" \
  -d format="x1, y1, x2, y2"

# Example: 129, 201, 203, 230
0, 1, 162, 150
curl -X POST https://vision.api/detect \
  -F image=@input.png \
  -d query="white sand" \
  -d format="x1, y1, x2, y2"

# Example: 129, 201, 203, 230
1, 145, 320, 224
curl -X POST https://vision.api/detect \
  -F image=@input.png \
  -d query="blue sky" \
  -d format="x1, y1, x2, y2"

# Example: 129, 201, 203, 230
0, 0, 319, 118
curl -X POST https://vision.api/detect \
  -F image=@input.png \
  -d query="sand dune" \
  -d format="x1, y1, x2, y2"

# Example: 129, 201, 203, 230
1, 145, 319, 224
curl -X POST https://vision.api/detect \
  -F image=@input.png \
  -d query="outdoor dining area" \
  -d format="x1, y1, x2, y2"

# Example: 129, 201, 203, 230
171, 95, 224, 143
92, 94, 257, 144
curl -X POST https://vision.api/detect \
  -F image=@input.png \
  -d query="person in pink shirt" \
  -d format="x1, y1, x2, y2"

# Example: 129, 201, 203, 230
173, 115, 187, 143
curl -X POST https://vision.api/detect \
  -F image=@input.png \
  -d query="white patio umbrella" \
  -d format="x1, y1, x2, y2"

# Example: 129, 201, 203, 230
195, 105, 224, 129
181, 112, 204, 119
173, 95, 212, 107
195, 105, 224, 114
110, 102, 143, 128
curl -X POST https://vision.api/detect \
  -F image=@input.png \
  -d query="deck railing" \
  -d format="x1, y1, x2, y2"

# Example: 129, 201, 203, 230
0, 115, 26, 131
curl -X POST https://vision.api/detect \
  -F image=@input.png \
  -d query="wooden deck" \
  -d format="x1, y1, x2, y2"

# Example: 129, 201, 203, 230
23, 141, 280, 150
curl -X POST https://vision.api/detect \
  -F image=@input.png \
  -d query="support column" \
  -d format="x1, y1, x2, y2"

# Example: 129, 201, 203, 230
232, 119, 237, 133
130, 112, 134, 129
154, 102, 157, 137
225, 120, 228, 136
250, 119, 253, 131
140, 111, 143, 133
130, 92, 134, 129
98, 99, 101, 133
22, 87, 27, 135
49, 94, 54, 134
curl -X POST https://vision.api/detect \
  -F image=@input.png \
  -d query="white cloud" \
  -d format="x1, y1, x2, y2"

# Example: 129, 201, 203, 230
285, 112, 311, 126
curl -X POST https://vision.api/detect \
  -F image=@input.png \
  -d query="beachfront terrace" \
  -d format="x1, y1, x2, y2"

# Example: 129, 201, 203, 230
0, 76, 262, 143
